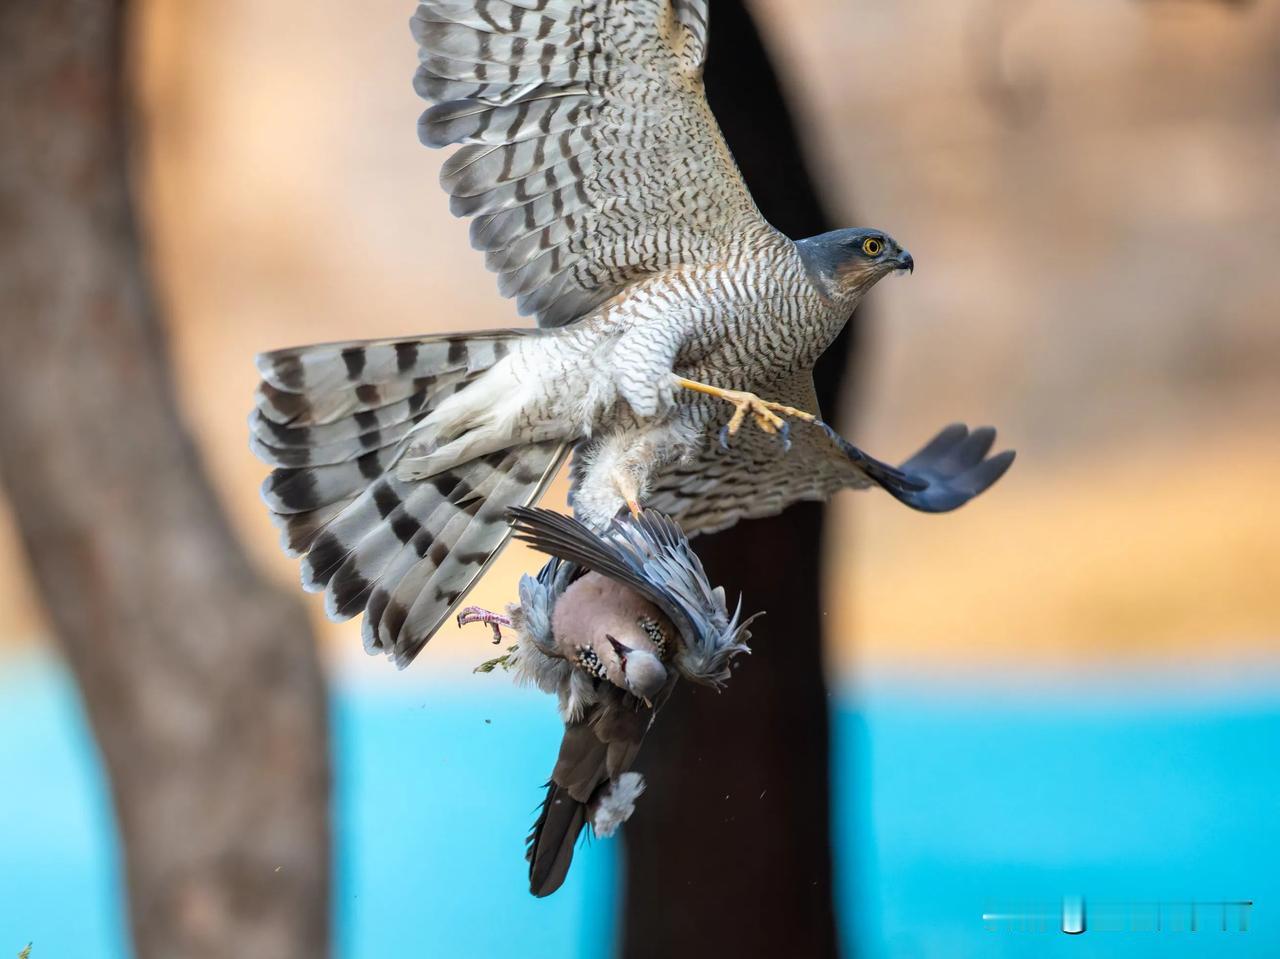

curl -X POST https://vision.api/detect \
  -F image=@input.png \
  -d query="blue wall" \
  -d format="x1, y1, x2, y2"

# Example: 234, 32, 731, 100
1, 653, 1276, 957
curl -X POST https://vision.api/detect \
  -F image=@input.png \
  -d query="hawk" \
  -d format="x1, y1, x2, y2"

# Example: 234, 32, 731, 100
250, 0, 1015, 667
461, 505, 756, 896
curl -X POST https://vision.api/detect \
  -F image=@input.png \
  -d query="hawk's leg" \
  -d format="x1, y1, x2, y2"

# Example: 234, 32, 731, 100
573, 422, 693, 527
456, 606, 511, 644
671, 375, 819, 447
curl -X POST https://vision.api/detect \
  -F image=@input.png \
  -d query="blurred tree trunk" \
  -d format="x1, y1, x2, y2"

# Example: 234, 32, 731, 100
621, 4, 857, 958
0, 3, 329, 958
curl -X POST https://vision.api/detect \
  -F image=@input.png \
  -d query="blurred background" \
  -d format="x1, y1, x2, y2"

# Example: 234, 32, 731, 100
2, 0, 1277, 956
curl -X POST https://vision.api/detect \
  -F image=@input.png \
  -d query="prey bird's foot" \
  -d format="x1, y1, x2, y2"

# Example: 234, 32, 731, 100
673, 376, 813, 448
456, 606, 512, 645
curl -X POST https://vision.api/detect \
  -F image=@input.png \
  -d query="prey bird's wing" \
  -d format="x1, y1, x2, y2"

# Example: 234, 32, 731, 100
646, 371, 1017, 536
508, 506, 754, 686
517, 557, 578, 654
412, 0, 769, 327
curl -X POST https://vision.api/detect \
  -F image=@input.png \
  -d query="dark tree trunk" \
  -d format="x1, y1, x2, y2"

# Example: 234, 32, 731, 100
621, 4, 857, 958
0, 3, 330, 957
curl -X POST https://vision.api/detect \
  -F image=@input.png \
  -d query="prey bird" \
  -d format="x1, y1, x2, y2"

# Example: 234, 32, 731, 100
250, 0, 1016, 668
460, 505, 755, 897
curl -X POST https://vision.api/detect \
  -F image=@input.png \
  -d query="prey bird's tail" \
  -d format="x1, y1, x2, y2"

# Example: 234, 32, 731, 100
527, 689, 655, 897
251, 330, 568, 667
527, 778, 591, 900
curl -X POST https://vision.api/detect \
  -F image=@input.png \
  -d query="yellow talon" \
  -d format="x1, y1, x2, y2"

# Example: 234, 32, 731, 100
672, 375, 817, 441
723, 390, 786, 437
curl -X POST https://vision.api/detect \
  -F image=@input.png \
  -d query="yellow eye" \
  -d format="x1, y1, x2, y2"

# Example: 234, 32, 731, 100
862, 237, 884, 257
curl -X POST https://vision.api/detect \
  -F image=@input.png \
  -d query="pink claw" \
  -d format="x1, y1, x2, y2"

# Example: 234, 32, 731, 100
456, 606, 512, 644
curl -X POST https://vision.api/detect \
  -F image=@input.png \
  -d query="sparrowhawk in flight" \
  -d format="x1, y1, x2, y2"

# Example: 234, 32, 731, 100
249, 0, 1015, 667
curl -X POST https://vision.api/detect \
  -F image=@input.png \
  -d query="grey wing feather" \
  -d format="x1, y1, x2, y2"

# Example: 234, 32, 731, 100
411, 0, 770, 328
517, 558, 577, 654
645, 370, 1016, 535
508, 507, 754, 686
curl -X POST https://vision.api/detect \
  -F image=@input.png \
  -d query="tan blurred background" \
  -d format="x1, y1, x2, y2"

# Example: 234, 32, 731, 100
2, 0, 1276, 675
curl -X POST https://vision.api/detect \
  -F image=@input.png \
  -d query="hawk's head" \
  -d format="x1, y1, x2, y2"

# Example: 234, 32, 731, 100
796, 227, 913, 302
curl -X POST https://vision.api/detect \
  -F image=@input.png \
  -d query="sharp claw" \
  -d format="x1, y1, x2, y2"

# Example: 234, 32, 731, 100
718, 424, 731, 450
778, 420, 792, 452
458, 606, 511, 644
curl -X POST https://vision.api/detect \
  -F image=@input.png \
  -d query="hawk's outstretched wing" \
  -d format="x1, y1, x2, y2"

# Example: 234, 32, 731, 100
644, 372, 1017, 535
412, 0, 768, 327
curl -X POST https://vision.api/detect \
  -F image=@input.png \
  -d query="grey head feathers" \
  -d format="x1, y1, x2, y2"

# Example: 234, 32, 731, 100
795, 227, 914, 300
608, 639, 667, 704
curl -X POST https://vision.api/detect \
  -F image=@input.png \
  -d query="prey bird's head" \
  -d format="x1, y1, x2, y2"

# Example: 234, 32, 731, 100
607, 634, 668, 707
796, 227, 913, 303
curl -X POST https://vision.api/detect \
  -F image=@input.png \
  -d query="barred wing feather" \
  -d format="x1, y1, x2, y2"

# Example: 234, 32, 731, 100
644, 372, 1017, 535
412, 0, 769, 327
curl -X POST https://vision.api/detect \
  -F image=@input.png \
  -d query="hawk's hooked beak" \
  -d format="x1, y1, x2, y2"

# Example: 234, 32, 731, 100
894, 250, 914, 274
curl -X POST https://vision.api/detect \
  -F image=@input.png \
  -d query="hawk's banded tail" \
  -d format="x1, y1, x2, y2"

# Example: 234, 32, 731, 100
251, 331, 568, 667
